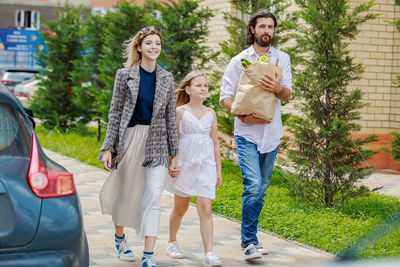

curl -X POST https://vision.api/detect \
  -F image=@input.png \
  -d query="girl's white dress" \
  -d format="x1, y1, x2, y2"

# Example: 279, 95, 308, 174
165, 108, 217, 199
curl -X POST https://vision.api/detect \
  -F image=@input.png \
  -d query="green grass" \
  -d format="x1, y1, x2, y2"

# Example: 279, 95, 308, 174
36, 126, 400, 258
35, 125, 104, 169
215, 161, 400, 258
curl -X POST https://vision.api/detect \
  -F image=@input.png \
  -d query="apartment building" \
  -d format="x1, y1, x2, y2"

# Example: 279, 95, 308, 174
0, 0, 120, 30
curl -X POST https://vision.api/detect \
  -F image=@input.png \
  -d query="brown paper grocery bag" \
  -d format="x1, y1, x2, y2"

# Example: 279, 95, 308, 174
231, 59, 282, 121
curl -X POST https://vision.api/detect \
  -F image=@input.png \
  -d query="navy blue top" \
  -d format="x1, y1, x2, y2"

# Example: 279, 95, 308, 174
128, 66, 156, 127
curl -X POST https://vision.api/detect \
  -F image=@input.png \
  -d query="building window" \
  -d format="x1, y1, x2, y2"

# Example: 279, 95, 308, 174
16, 10, 40, 30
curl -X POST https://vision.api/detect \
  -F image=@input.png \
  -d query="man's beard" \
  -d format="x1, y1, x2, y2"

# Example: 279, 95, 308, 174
255, 33, 273, 47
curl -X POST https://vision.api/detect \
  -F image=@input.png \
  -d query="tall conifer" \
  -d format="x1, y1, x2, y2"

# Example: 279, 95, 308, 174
287, 0, 379, 207
32, 3, 85, 130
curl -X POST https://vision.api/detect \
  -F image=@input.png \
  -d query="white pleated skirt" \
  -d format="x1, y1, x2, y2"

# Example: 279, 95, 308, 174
99, 125, 150, 238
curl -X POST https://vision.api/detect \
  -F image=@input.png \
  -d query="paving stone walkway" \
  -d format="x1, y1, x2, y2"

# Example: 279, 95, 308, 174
44, 149, 345, 266
363, 170, 400, 199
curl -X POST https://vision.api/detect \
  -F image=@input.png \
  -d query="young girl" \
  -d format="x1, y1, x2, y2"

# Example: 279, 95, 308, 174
165, 71, 223, 267
98, 26, 178, 267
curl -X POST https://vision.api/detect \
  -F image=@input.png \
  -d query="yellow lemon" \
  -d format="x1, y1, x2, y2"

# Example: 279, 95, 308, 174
259, 55, 269, 64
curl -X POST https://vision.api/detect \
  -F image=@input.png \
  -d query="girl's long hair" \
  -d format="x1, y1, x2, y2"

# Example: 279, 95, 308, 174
123, 27, 163, 68
176, 70, 207, 106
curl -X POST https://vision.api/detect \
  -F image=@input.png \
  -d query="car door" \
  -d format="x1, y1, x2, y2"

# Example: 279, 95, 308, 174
0, 94, 41, 249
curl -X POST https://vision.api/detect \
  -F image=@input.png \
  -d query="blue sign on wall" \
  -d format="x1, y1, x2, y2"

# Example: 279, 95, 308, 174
0, 28, 42, 52
0, 29, 43, 68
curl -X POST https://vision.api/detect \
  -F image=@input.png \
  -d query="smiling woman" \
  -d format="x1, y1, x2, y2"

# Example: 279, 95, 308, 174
123, 26, 162, 69
97, 26, 178, 267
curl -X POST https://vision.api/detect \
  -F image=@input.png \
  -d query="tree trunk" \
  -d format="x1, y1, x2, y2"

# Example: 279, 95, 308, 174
97, 119, 101, 143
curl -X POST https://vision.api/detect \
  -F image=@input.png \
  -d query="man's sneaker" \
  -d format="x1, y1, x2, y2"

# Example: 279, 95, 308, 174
115, 238, 135, 261
243, 244, 262, 260
141, 254, 157, 267
256, 244, 268, 255
166, 241, 184, 259
203, 251, 222, 267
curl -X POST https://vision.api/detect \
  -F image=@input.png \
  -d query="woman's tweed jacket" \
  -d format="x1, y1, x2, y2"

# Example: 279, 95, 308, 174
98, 62, 178, 169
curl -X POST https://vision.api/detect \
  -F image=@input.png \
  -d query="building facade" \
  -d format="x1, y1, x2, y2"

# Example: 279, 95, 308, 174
348, 0, 400, 134
0, 0, 119, 30
348, 0, 400, 169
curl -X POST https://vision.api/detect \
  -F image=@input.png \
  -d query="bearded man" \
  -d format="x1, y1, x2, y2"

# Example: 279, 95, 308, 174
219, 9, 293, 260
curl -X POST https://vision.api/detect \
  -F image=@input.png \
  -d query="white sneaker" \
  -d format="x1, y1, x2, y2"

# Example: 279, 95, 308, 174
203, 251, 222, 267
256, 244, 268, 255
166, 241, 184, 259
243, 244, 262, 260
115, 238, 136, 262
141, 254, 157, 267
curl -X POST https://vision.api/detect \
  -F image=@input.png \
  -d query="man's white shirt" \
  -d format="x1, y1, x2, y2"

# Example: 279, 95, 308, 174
219, 45, 293, 153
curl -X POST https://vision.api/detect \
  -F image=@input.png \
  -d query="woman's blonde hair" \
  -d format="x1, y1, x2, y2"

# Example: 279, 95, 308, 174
123, 26, 162, 68
176, 70, 208, 106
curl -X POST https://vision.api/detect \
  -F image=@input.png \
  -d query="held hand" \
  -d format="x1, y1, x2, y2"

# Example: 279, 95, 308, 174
216, 176, 222, 188
168, 168, 180, 178
238, 114, 271, 124
102, 150, 112, 171
168, 156, 180, 178
259, 71, 282, 95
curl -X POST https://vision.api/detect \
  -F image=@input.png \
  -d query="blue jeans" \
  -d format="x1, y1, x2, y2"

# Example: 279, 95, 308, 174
234, 135, 278, 248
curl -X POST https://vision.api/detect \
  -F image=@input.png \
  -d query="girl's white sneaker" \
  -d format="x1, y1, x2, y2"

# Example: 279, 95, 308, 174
203, 251, 222, 267
166, 241, 184, 259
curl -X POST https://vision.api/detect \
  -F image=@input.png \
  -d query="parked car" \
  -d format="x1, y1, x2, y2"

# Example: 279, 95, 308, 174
13, 78, 40, 108
1, 69, 39, 93
0, 84, 89, 267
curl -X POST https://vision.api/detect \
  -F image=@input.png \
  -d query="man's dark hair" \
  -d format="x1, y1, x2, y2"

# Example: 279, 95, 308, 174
246, 9, 277, 48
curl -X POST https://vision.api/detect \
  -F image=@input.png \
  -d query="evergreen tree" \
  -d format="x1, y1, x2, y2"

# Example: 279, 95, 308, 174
388, 131, 400, 163
287, 0, 379, 207
145, 0, 216, 82
31, 3, 85, 131
71, 12, 107, 141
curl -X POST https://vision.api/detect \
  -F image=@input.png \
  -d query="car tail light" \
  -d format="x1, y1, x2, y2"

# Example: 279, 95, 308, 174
27, 132, 75, 198
1, 79, 15, 84
14, 92, 29, 97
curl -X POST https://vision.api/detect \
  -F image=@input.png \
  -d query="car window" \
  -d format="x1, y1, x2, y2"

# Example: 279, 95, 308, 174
3, 72, 37, 82
0, 98, 31, 158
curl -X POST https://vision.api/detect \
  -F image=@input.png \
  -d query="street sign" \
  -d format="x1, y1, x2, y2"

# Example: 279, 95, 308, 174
0, 29, 42, 52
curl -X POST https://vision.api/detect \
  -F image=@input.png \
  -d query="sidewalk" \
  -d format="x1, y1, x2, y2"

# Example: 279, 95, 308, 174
45, 149, 336, 266
363, 170, 400, 199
